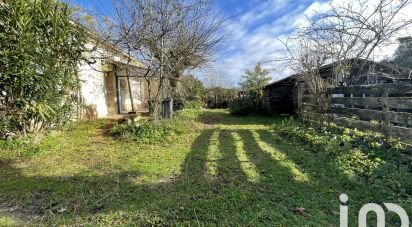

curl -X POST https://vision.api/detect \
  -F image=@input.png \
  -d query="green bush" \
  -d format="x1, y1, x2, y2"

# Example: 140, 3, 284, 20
228, 97, 255, 115
336, 149, 382, 179
173, 99, 204, 112
229, 97, 270, 115
0, 0, 86, 137
184, 100, 204, 110
110, 107, 201, 143
204, 87, 238, 109
173, 98, 186, 111
0, 134, 43, 157
110, 119, 172, 143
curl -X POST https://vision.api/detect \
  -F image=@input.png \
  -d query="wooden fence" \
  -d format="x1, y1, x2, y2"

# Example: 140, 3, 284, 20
298, 82, 412, 157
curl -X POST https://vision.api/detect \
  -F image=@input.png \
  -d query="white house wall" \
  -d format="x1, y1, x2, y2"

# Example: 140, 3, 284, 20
78, 43, 109, 117
77, 40, 146, 118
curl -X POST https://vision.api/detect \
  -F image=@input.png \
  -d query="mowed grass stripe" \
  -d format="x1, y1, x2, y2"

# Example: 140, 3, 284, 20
231, 131, 261, 182
251, 130, 309, 182
206, 130, 221, 178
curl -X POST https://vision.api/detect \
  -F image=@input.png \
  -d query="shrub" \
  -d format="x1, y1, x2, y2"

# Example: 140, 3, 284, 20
0, 134, 43, 157
229, 98, 255, 115
110, 107, 202, 143
337, 149, 382, 179
184, 100, 204, 110
178, 75, 206, 102
229, 97, 270, 115
110, 119, 172, 143
173, 98, 185, 111
173, 99, 203, 112
0, 0, 86, 137
204, 87, 238, 109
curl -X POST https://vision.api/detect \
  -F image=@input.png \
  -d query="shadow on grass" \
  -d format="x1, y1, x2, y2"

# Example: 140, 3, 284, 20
255, 129, 411, 226
0, 125, 386, 225
197, 109, 286, 126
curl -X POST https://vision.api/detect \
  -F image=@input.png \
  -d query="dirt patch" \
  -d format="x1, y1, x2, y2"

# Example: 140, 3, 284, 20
0, 159, 11, 166
0, 189, 53, 223
159, 174, 178, 184
98, 120, 118, 137
198, 114, 224, 125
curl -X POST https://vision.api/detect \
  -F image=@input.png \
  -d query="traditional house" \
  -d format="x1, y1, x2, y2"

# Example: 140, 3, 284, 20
263, 59, 412, 114
76, 28, 156, 119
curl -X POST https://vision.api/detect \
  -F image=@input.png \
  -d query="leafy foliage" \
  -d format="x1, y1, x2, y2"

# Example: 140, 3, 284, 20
204, 87, 238, 109
110, 119, 172, 143
239, 63, 271, 95
110, 107, 201, 143
1, 110, 411, 225
173, 75, 206, 111
275, 119, 412, 200
228, 97, 255, 115
232, 63, 271, 114
177, 75, 206, 102
0, 0, 86, 137
385, 36, 412, 69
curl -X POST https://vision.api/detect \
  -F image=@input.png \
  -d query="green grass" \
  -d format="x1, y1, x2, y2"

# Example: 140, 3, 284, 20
0, 109, 409, 225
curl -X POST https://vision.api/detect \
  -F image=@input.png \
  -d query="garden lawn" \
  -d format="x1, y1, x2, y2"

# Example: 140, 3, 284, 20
0, 109, 408, 226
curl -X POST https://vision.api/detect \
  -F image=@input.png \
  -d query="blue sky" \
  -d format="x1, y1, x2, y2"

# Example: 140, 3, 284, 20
62, 0, 333, 85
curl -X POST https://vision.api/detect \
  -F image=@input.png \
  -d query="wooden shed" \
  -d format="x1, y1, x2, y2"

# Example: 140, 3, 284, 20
262, 76, 298, 114
263, 59, 411, 115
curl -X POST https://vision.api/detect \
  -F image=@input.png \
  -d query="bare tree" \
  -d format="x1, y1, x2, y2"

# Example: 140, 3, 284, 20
277, 0, 412, 125
303, 0, 412, 81
201, 71, 233, 88
109, 0, 227, 119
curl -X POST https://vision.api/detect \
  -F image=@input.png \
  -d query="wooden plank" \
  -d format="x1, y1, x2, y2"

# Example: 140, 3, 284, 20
302, 104, 412, 126
331, 107, 412, 127
332, 107, 383, 121
300, 114, 412, 160
331, 97, 412, 109
301, 103, 319, 112
330, 83, 412, 96
301, 111, 333, 122
333, 117, 381, 132
297, 83, 305, 112
333, 117, 412, 140
391, 111, 412, 127
405, 144, 412, 156
302, 94, 316, 102
382, 88, 390, 137
385, 126, 412, 140
301, 111, 317, 120
300, 117, 319, 126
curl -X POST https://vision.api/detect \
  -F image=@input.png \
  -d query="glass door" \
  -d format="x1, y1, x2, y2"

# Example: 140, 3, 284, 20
117, 77, 142, 113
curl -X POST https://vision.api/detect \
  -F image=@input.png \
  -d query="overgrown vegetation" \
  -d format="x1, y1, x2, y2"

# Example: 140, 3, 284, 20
173, 75, 206, 111
274, 119, 412, 201
383, 36, 412, 69
105, 0, 227, 119
228, 97, 255, 115
204, 87, 238, 109
230, 63, 271, 115
1, 109, 411, 225
0, 0, 86, 138
110, 107, 202, 143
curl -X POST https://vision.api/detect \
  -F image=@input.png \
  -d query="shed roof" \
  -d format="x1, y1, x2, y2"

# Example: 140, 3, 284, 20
265, 59, 411, 89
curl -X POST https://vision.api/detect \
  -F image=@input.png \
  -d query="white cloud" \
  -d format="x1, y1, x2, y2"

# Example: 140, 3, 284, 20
200, 0, 412, 86
201, 0, 331, 85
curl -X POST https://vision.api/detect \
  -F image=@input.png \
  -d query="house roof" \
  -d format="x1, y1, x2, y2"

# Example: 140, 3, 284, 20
71, 20, 145, 68
265, 76, 297, 88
